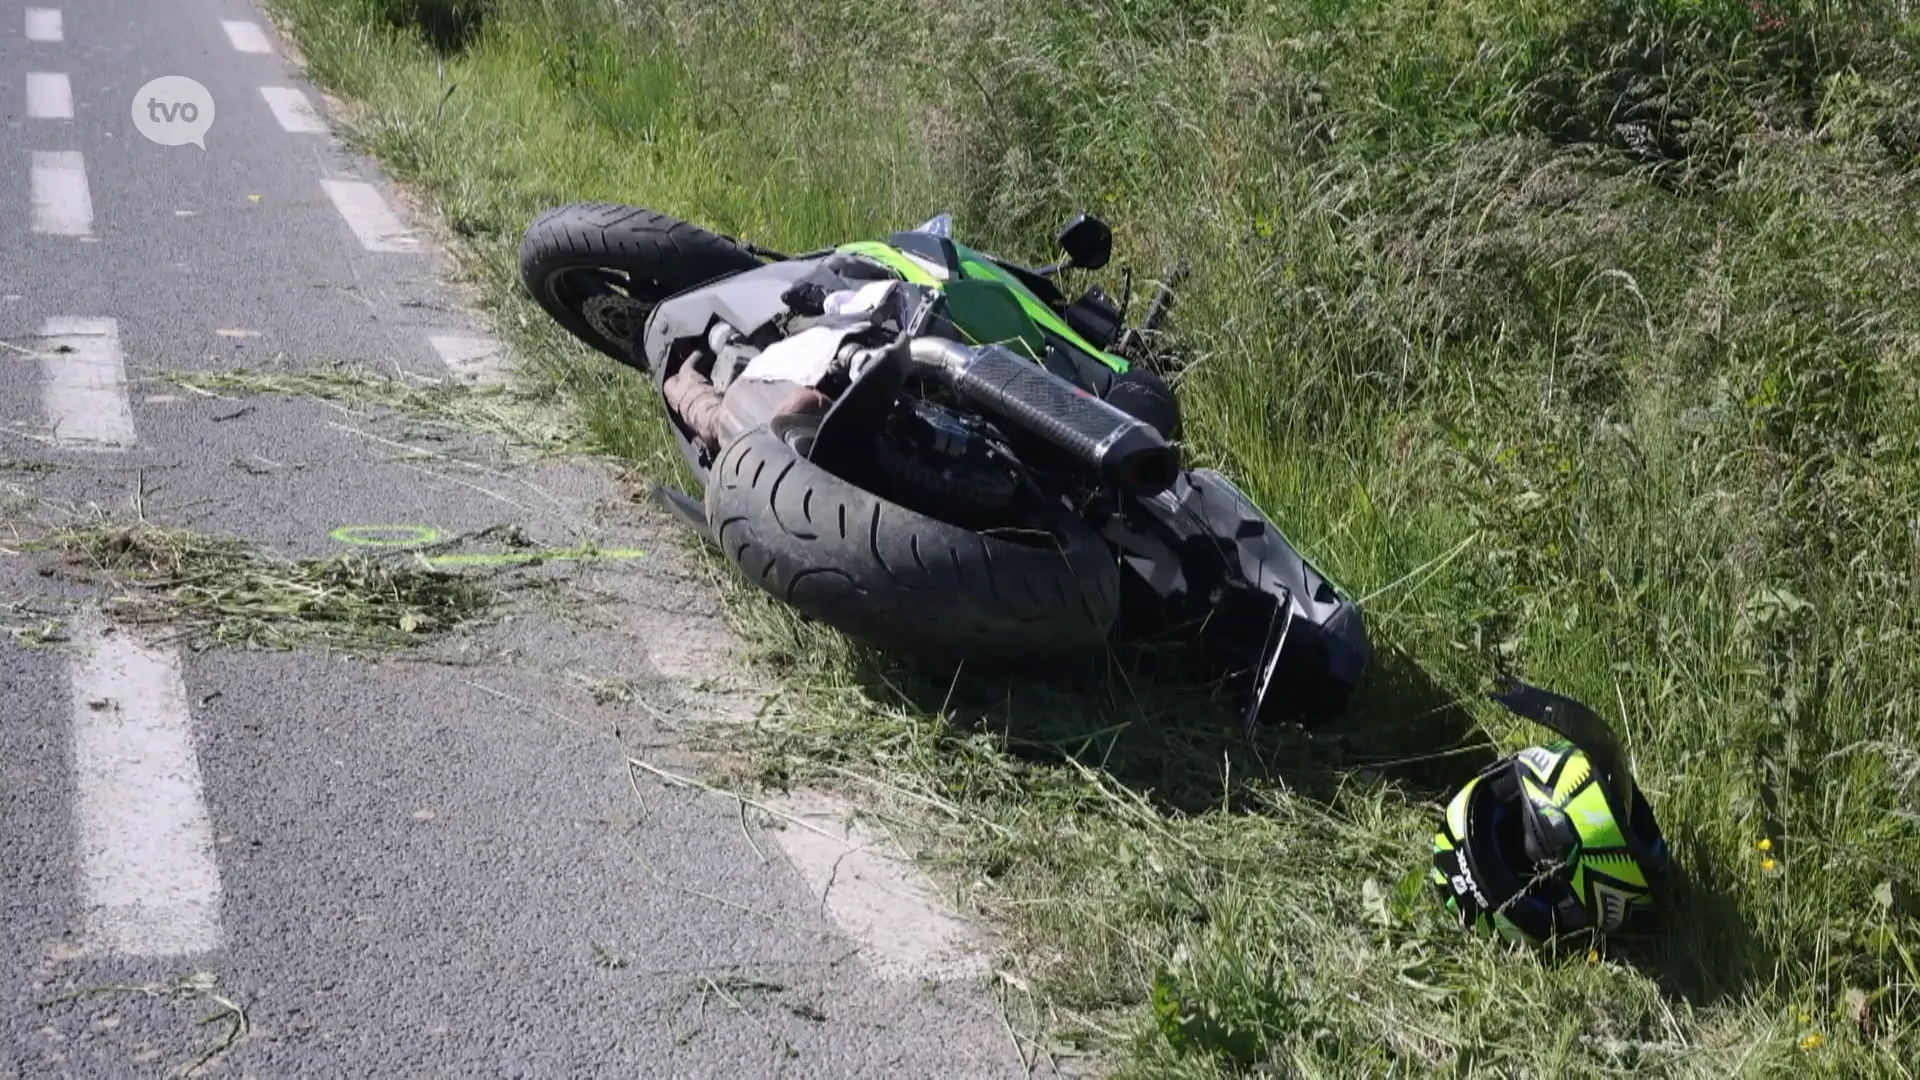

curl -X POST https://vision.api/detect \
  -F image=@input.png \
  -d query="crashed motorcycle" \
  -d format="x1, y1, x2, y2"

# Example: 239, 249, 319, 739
518, 203, 1370, 725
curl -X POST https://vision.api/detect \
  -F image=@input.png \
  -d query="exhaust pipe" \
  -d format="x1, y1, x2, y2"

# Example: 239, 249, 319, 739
909, 337, 1179, 497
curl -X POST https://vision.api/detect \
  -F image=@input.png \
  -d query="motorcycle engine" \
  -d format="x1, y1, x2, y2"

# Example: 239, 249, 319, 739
705, 321, 760, 393
898, 399, 978, 456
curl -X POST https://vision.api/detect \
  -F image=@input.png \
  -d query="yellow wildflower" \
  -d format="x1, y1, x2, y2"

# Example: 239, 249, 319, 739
1761, 857, 1778, 872
1757, 838, 1773, 852
1799, 1031, 1824, 1051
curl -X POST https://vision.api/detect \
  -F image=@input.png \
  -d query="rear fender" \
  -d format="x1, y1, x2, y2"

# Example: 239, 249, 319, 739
1110, 469, 1370, 722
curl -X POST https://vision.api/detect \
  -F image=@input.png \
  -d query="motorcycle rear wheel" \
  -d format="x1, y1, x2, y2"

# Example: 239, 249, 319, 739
706, 424, 1120, 664
517, 202, 762, 370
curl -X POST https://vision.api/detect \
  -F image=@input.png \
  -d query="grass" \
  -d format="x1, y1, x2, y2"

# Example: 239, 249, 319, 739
161, 364, 589, 459
38, 524, 492, 651
2, 600, 69, 649
39, 972, 249, 1077
259, 0, 1920, 1073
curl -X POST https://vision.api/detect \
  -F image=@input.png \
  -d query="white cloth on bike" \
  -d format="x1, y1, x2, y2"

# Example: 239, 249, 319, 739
822, 279, 902, 318
736, 281, 907, 389
735, 324, 855, 388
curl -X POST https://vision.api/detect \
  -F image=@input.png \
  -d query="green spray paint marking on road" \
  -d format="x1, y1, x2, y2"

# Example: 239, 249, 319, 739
328, 524, 645, 567
330, 524, 445, 548
423, 547, 648, 568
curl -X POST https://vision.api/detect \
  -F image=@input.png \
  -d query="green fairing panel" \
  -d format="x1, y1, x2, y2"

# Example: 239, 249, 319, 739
836, 240, 942, 286
941, 280, 1051, 360
952, 245, 1129, 374
833, 239, 1130, 374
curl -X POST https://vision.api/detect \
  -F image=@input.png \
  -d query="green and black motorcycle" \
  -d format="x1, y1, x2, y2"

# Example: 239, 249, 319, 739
518, 204, 1370, 724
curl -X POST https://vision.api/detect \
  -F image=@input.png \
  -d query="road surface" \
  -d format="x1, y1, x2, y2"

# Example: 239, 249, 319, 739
1, 2, 1030, 1075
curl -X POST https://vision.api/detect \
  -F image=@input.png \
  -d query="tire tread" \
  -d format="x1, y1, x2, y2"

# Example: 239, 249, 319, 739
706, 427, 1118, 662
518, 203, 760, 368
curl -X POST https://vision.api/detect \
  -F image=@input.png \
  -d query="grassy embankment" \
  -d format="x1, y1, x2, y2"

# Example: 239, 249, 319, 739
263, 0, 1920, 1073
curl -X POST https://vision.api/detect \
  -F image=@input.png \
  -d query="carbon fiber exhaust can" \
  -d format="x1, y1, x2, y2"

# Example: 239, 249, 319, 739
910, 338, 1179, 497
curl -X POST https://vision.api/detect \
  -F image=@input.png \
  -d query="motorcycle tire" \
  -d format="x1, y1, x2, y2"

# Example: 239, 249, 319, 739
517, 202, 761, 370
706, 425, 1121, 663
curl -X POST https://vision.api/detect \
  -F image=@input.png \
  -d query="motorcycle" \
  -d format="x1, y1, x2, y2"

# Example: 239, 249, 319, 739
518, 203, 1371, 726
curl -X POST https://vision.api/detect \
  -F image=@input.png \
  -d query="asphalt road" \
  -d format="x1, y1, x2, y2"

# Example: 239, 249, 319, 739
0, 2, 1029, 1075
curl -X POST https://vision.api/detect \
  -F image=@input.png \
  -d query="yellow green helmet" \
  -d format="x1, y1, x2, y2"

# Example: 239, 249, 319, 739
1429, 684, 1672, 946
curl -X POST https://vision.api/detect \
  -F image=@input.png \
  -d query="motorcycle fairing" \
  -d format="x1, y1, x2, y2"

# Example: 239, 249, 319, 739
642, 258, 820, 362
640, 242, 1107, 481
642, 256, 835, 479
834, 237, 1133, 377
949, 248, 1132, 376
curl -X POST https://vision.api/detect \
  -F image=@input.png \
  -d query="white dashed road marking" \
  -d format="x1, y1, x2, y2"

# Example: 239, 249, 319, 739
38, 317, 134, 449
221, 19, 272, 54
29, 151, 93, 237
319, 178, 420, 252
259, 86, 326, 133
26, 72, 73, 119
24, 7, 62, 42
69, 619, 223, 957
429, 334, 512, 386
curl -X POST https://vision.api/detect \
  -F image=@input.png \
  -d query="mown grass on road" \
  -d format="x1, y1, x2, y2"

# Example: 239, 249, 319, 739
39, 524, 491, 650
265, 0, 1920, 1074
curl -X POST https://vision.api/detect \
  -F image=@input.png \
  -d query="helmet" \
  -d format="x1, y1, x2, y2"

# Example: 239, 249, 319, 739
1429, 684, 1671, 946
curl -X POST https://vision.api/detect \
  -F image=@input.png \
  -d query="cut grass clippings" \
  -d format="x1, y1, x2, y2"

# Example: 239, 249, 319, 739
260, 0, 1920, 1074
39, 525, 490, 651
163, 365, 589, 460
40, 972, 249, 1078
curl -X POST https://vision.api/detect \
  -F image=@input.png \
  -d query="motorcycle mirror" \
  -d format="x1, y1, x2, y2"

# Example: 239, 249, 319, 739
1056, 213, 1112, 271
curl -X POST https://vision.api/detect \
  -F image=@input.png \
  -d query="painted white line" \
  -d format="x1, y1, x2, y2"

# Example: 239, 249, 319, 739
27, 72, 74, 120
259, 86, 326, 133
221, 19, 272, 54
767, 791, 985, 982
30, 151, 93, 237
39, 317, 134, 449
69, 620, 222, 957
429, 334, 512, 386
24, 7, 62, 42
319, 178, 419, 252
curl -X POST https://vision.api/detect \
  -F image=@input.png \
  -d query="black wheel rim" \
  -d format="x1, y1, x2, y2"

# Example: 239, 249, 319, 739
543, 266, 668, 352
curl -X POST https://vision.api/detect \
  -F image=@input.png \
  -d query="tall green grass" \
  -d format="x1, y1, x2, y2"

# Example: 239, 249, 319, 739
268, 0, 1920, 1072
